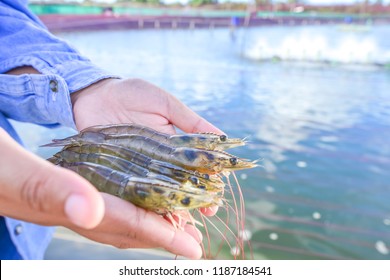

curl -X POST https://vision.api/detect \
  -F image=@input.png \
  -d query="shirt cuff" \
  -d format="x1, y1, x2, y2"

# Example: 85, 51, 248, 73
0, 55, 121, 93
42, 58, 121, 94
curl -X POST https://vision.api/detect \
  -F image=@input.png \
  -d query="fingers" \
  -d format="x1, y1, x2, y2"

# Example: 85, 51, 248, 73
0, 129, 105, 229
199, 205, 219, 216
166, 95, 224, 135
46, 166, 105, 229
72, 193, 203, 259
183, 224, 203, 244
110, 194, 202, 259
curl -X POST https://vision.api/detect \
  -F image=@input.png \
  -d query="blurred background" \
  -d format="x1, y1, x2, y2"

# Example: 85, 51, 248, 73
13, 0, 390, 259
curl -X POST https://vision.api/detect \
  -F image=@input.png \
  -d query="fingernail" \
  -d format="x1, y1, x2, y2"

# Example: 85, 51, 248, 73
65, 194, 90, 228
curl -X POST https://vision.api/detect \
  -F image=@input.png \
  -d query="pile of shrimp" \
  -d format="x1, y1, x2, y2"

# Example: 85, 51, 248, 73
43, 124, 256, 259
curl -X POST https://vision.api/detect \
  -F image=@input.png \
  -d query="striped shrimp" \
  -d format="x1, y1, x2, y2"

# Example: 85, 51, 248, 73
43, 124, 255, 259
53, 143, 224, 192
79, 124, 246, 151
49, 149, 183, 187
43, 134, 256, 174
62, 161, 222, 214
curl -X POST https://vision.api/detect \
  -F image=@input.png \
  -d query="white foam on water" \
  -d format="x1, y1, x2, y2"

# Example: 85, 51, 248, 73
244, 27, 390, 66
312, 212, 322, 220
269, 233, 279, 241
238, 229, 253, 241
230, 246, 241, 257
375, 241, 389, 255
297, 161, 307, 168
383, 219, 390, 226
240, 173, 248, 180
265, 185, 275, 193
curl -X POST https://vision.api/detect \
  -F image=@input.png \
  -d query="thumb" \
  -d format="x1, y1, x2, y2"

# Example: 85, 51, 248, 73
36, 164, 105, 229
0, 129, 104, 229
166, 95, 225, 135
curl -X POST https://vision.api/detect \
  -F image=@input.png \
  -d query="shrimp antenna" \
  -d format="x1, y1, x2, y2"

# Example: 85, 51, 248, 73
242, 135, 251, 144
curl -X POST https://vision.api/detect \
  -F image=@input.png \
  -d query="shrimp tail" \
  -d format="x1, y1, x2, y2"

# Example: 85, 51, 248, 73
40, 138, 75, 147
47, 156, 61, 164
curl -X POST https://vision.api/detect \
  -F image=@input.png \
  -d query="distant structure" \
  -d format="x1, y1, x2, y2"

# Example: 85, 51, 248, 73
28, 1, 390, 32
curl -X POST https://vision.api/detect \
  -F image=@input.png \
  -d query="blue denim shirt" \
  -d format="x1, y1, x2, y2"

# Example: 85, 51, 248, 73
0, 0, 116, 259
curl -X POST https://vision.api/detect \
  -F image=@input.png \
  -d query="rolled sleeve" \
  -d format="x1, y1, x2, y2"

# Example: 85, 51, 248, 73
0, 1, 120, 127
0, 73, 76, 128
0, 56, 118, 94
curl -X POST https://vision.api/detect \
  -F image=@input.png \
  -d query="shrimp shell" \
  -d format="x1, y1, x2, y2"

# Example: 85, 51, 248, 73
80, 124, 245, 150
55, 143, 224, 192
50, 149, 181, 187
62, 161, 222, 213
44, 134, 256, 174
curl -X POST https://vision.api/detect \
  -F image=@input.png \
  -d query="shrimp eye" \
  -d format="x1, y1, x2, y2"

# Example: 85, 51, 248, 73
189, 176, 199, 185
220, 135, 227, 142
229, 157, 238, 166
181, 197, 191, 206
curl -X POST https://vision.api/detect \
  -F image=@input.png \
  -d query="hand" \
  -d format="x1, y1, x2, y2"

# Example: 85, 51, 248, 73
68, 193, 203, 259
71, 78, 224, 135
5, 68, 218, 258
69, 78, 222, 258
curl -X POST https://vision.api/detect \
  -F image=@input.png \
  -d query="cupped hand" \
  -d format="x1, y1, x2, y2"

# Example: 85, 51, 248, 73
71, 78, 224, 135
4, 68, 216, 258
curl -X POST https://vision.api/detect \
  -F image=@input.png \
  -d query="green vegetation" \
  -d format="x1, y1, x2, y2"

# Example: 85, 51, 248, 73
117, 0, 161, 4
28, 0, 390, 16
189, 0, 217, 7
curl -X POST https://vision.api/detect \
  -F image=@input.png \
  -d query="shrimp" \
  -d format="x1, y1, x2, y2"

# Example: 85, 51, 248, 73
80, 124, 246, 150
43, 134, 257, 174
61, 161, 223, 213
51, 143, 225, 192
50, 149, 182, 187
43, 124, 255, 259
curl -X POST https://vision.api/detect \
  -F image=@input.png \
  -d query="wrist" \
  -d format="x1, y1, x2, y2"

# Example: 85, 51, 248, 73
6, 66, 40, 75
71, 78, 117, 106
71, 78, 120, 130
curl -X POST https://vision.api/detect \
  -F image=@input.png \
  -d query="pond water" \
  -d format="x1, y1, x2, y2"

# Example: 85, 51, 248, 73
13, 25, 390, 259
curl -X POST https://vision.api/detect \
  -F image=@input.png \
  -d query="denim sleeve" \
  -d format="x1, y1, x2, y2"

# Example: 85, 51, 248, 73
0, 73, 77, 128
0, 1, 119, 128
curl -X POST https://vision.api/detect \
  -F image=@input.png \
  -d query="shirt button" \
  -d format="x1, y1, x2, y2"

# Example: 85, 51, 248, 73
14, 224, 23, 235
49, 79, 59, 93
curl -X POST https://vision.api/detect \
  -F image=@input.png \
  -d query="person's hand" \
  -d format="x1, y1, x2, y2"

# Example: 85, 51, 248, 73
5, 68, 219, 258
0, 129, 203, 259
68, 193, 204, 259
71, 78, 223, 135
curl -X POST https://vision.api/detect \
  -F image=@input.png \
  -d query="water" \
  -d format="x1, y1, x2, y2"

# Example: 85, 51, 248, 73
12, 25, 390, 259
